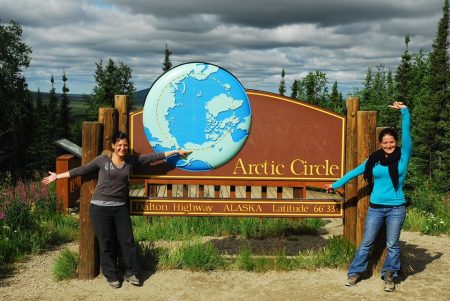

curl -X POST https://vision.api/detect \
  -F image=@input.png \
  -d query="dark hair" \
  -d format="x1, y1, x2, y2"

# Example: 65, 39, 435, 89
378, 128, 398, 143
112, 131, 129, 144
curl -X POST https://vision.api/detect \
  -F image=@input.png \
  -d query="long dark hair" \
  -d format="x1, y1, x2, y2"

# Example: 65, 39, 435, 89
112, 131, 129, 145
363, 128, 401, 192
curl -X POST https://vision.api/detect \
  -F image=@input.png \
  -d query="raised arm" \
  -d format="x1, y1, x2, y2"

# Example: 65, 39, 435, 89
400, 107, 411, 157
389, 101, 411, 158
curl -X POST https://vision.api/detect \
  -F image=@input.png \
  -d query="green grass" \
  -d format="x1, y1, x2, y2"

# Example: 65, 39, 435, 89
155, 235, 354, 272
403, 179, 450, 235
70, 101, 89, 121
158, 241, 224, 271
52, 248, 78, 281
132, 216, 325, 241
404, 207, 449, 235
232, 235, 354, 272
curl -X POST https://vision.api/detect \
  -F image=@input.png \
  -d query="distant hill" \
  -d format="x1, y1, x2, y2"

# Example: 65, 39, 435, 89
133, 88, 149, 106
30, 89, 150, 106
30, 91, 87, 103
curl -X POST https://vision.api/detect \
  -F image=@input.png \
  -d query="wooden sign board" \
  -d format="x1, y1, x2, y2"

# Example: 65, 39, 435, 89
130, 90, 345, 182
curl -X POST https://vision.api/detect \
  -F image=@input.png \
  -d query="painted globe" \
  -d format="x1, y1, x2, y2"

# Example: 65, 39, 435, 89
143, 62, 252, 171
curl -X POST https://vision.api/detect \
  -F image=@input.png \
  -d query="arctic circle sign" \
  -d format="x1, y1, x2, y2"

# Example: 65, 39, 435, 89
143, 62, 252, 172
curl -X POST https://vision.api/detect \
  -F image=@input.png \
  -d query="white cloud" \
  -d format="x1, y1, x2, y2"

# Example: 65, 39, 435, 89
0, 0, 444, 95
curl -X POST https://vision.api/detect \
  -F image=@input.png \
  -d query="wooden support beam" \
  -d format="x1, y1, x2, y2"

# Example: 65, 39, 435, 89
344, 96, 360, 246
114, 95, 128, 134
356, 111, 377, 246
98, 107, 118, 151
78, 122, 102, 279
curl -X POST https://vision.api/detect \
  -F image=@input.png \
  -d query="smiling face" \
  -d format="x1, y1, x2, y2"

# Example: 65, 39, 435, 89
380, 134, 397, 155
112, 138, 129, 158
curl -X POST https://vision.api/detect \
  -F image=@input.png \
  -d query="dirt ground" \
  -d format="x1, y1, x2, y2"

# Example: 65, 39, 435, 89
1, 226, 449, 301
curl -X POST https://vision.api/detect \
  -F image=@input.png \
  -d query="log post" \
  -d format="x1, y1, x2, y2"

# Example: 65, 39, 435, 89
114, 95, 129, 134
98, 107, 118, 151
372, 126, 388, 272
344, 97, 360, 246
355, 111, 377, 246
78, 122, 102, 279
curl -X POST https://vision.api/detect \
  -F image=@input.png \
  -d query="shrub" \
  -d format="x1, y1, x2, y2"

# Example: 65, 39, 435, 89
159, 241, 224, 271
53, 248, 78, 281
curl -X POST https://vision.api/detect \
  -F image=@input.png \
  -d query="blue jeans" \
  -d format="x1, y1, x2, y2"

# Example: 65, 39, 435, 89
348, 205, 406, 279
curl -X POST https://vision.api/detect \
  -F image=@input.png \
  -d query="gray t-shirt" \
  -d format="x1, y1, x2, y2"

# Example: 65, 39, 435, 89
69, 153, 165, 204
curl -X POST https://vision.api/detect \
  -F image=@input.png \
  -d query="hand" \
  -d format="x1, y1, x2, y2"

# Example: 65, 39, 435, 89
42, 171, 57, 185
178, 150, 192, 158
325, 184, 335, 193
388, 101, 407, 110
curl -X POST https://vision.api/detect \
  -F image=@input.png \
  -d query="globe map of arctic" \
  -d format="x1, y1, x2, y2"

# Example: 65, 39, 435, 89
143, 63, 252, 171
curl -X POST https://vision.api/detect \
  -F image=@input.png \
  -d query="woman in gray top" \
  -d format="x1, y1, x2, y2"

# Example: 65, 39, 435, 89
43, 131, 191, 288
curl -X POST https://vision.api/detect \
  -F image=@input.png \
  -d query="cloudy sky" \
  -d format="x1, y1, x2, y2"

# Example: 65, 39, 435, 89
0, 0, 445, 96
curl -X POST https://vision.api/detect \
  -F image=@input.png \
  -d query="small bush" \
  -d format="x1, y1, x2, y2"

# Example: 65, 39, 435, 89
53, 248, 78, 281
235, 249, 255, 271
159, 241, 224, 271
315, 236, 355, 267
0, 181, 79, 267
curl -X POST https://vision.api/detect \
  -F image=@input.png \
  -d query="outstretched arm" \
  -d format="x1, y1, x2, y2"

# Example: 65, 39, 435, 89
325, 161, 366, 193
42, 171, 70, 185
42, 155, 103, 185
164, 149, 192, 158
138, 149, 193, 164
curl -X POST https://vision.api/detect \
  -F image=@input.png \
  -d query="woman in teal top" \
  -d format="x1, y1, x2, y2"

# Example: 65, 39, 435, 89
326, 101, 411, 292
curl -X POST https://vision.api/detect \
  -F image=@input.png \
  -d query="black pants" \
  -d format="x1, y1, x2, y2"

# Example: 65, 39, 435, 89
90, 203, 139, 281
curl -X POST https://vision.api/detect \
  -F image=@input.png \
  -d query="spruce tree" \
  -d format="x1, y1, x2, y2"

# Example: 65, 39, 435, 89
361, 67, 373, 105
279, 69, 286, 96
290, 79, 299, 99
162, 44, 173, 72
329, 81, 344, 114
47, 74, 59, 140
381, 68, 398, 128
58, 70, 71, 139
395, 35, 413, 106
0, 21, 34, 180
412, 0, 450, 188
29, 89, 52, 173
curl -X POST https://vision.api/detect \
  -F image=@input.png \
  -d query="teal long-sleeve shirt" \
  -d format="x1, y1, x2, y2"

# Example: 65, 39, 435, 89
331, 108, 411, 206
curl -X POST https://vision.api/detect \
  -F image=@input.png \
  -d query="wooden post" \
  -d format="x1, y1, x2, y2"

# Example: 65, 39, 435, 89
344, 97, 360, 246
114, 95, 128, 134
78, 122, 102, 279
372, 126, 388, 272
56, 154, 81, 214
98, 107, 118, 151
355, 111, 377, 246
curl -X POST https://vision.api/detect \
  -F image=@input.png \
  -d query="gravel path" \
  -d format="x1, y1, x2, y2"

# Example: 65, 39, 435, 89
0, 231, 449, 301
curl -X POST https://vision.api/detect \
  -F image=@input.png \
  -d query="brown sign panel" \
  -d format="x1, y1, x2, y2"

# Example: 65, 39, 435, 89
130, 90, 345, 181
130, 198, 343, 218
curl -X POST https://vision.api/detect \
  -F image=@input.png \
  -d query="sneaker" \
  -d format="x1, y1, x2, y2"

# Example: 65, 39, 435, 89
384, 270, 395, 292
345, 274, 360, 286
126, 275, 140, 286
107, 279, 121, 289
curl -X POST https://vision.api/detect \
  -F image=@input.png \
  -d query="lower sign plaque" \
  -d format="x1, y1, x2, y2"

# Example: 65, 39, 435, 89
130, 198, 343, 218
